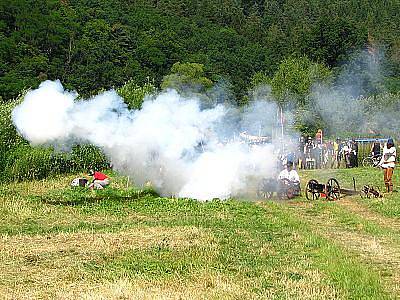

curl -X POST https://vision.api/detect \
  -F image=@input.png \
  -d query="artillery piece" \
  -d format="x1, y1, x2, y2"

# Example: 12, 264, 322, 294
305, 177, 358, 201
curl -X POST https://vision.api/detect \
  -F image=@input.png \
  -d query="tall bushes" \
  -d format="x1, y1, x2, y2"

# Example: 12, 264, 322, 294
0, 98, 110, 182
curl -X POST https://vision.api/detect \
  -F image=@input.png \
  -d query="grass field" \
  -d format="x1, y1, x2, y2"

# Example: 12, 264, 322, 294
1, 167, 400, 299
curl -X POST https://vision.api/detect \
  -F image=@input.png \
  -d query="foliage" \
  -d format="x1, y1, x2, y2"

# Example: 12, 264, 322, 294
361, 92, 400, 138
3, 143, 109, 182
0, 97, 24, 173
293, 105, 326, 137
162, 61, 217, 107
4, 145, 60, 181
1, 0, 400, 173
161, 62, 213, 92
270, 56, 332, 106
0, 94, 110, 181
116, 78, 157, 110
70, 144, 110, 172
1, 0, 399, 102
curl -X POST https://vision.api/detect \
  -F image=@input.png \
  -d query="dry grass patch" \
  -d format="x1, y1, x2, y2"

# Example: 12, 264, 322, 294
61, 273, 262, 300
273, 268, 341, 300
0, 226, 216, 299
53, 269, 340, 300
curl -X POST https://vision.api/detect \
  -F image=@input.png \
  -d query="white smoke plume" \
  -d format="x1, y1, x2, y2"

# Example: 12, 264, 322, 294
12, 80, 279, 200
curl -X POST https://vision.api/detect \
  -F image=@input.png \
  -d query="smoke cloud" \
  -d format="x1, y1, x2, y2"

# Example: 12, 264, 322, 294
12, 80, 279, 200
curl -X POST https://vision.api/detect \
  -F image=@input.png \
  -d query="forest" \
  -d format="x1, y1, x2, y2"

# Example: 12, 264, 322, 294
1, 0, 400, 102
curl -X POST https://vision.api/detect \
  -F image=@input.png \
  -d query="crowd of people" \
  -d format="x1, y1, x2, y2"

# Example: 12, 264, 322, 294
294, 137, 361, 170
277, 131, 397, 194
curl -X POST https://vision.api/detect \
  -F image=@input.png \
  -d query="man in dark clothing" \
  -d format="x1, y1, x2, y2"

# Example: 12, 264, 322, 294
350, 139, 358, 167
371, 140, 381, 158
337, 140, 343, 168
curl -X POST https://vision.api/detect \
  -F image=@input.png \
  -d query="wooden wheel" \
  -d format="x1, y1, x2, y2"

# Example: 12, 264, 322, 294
257, 179, 274, 199
326, 178, 341, 200
305, 179, 320, 200
286, 187, 295, 199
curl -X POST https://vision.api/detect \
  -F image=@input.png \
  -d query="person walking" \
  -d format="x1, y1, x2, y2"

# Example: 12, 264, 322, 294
378, 138, 396, 193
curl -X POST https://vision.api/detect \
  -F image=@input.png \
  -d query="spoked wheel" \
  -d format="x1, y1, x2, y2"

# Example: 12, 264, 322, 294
326, 178, 341, 200
286, 187, 295, 199
305, 179, 320, 200
258, 190, 273, 199
360, 186, 370, 199
257, 180, 273, 199
362, 157, 374, 168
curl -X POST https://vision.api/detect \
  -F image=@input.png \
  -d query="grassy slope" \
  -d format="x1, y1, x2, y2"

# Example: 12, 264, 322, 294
0, 168, 399, 299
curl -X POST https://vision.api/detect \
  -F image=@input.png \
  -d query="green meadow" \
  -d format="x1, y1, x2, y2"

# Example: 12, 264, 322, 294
1, 167, 399, 299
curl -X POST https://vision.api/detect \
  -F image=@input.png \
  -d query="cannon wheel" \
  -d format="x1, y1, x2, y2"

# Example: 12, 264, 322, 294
257, 180, 273, 199
258, 190, 273, 199
326, 178, 341, 200
305, 179, 320, 200
286, 187, 295, 199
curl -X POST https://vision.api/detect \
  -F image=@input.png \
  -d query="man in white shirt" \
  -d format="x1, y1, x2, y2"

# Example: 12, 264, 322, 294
278, 161, 300, 184
277, 161, 300, 198
378, 138, 396, 192
341, 143, 351, 168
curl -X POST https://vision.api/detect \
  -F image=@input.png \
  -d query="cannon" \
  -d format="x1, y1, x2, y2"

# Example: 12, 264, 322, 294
257, 178, 301, 200
305, 177, 358, 201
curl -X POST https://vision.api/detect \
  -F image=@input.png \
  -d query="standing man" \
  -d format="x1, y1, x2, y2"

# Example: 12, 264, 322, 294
378, 138, 396, 193
371, 139, 381, 158
336, 138, 343, 168
341, 142, 352, 168
350, 139, 359, 168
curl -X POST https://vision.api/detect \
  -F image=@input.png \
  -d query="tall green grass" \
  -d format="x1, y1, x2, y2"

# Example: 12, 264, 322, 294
0, 98, 109, 182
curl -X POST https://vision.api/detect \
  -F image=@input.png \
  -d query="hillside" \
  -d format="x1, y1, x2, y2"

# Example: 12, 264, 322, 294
1, 0, 400, 102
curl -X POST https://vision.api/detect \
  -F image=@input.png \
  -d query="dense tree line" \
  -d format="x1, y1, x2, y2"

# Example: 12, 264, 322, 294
1, 0, 400, 103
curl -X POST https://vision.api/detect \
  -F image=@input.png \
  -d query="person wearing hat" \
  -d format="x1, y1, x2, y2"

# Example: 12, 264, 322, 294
378, 138, 396, 192
88, 169, 110, 190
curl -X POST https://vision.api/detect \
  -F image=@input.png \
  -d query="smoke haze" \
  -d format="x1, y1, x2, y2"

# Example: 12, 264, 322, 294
12, 80, 279, 200
311, 49, 400, 137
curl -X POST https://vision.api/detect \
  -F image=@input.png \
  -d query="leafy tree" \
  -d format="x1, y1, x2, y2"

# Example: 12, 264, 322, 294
270, 56, 332, 106
161, 62, 213, 92
117, 78, 157, 110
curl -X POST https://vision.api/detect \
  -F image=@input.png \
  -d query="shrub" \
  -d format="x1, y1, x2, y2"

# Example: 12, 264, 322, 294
0, 97, 24, 174
70, 144, 110, 172
4, 145, 55, 181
